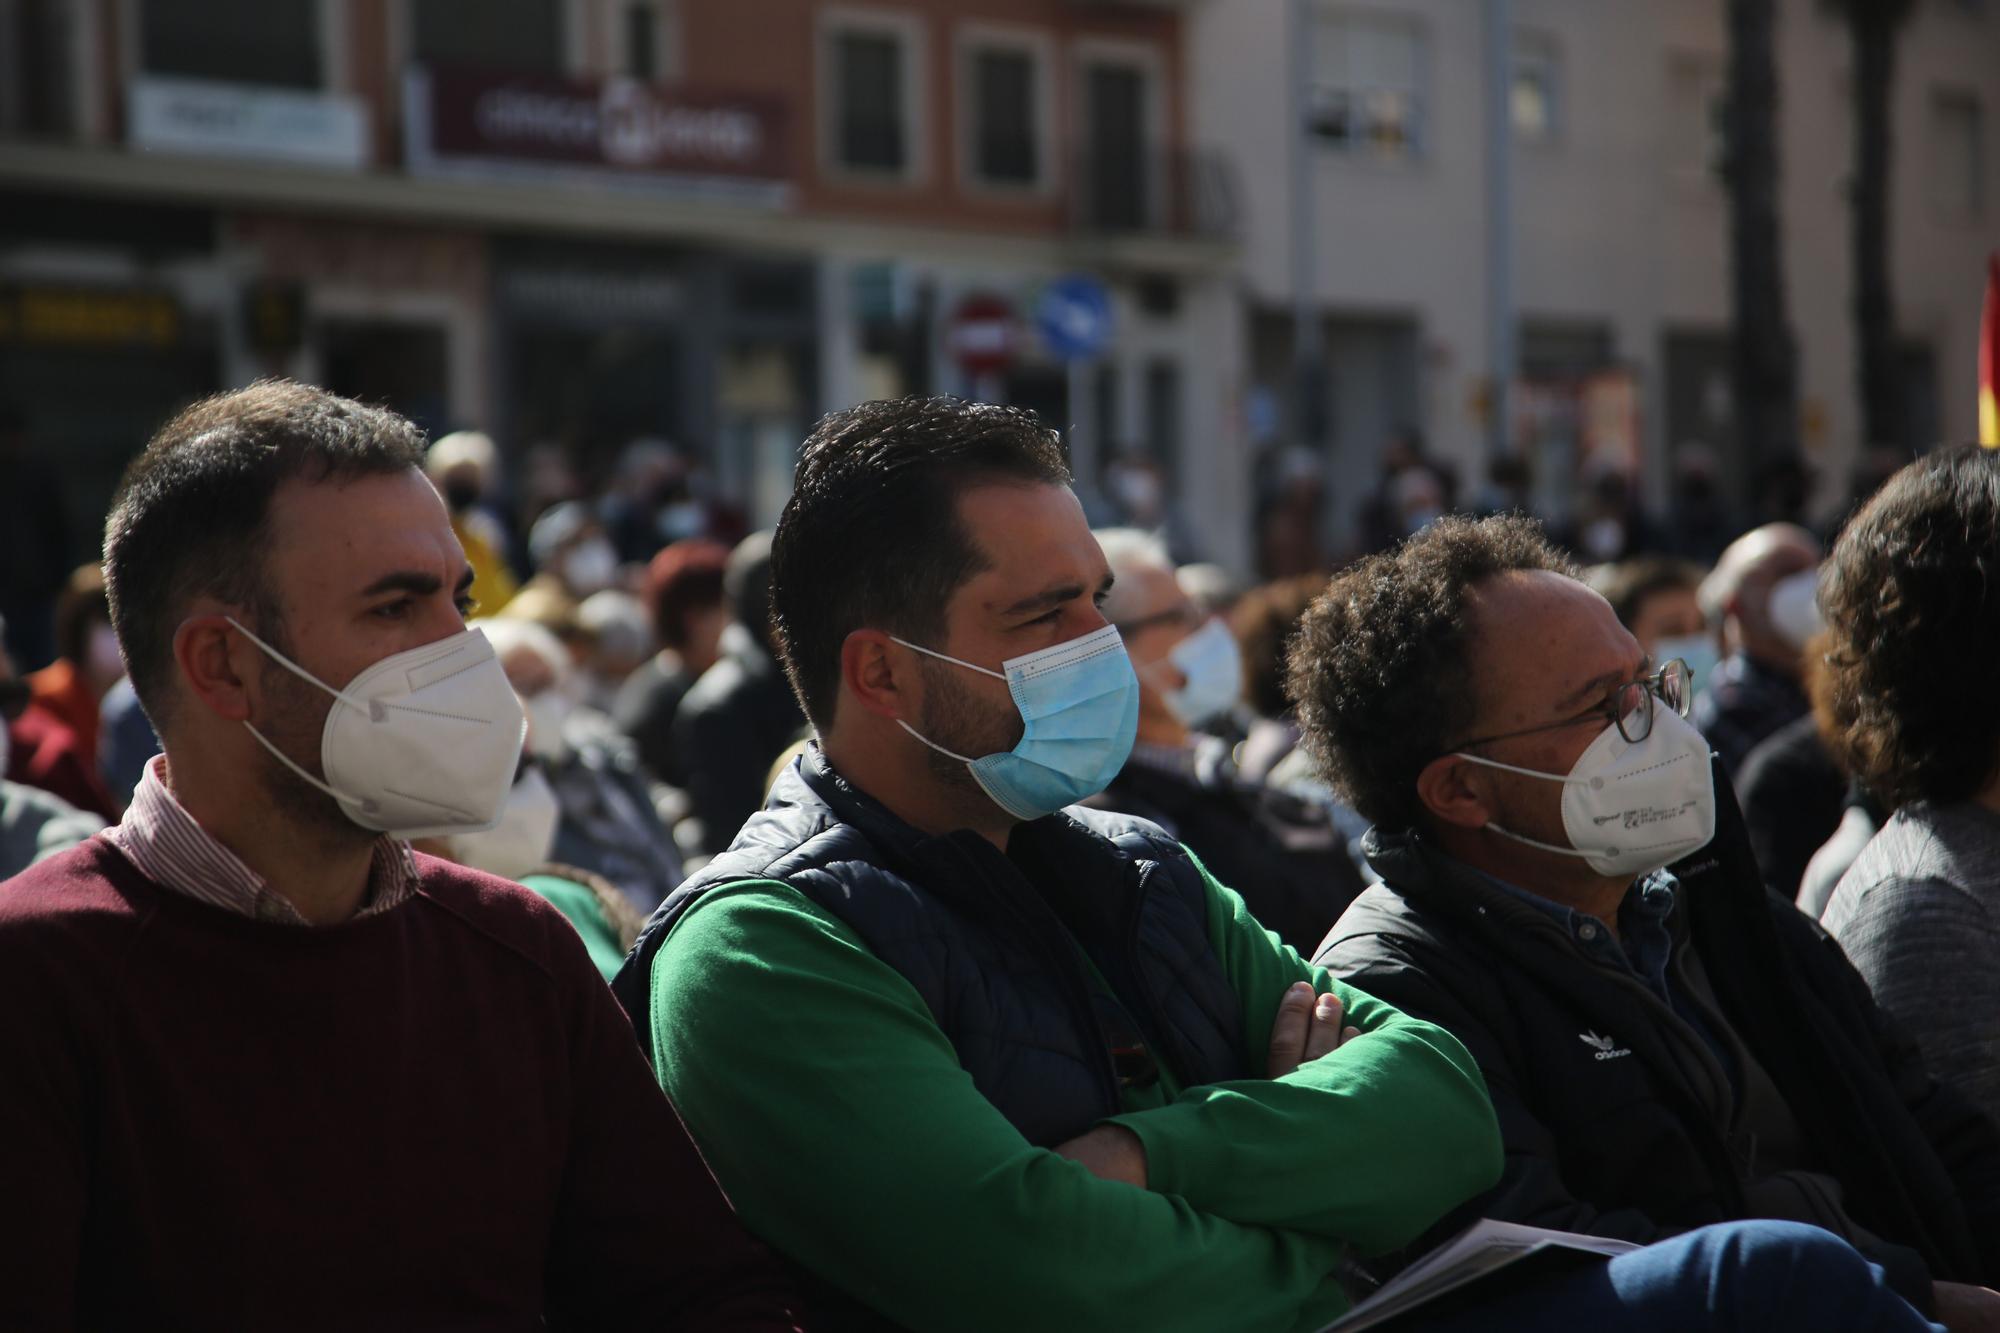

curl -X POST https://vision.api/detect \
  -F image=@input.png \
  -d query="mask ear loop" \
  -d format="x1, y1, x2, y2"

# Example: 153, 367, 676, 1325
224, 616, 375, 814
1484, 822, 1595, 859
1453, 750, 1596, 787
894, 719, 978, 764
889, 635, 1006, 680
1450, 750, 1599, 859
887, 636, 1007, 763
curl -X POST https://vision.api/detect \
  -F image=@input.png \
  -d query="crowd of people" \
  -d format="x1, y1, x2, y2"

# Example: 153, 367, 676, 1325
2, 379, 1999, 1331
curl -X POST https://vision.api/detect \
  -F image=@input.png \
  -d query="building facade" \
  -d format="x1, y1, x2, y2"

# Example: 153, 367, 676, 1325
0, 0, 1247, 575
1195, 0, 2000, 546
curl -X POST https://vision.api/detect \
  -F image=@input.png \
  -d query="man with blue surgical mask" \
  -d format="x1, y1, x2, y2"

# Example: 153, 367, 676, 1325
1307, 515, 2000, 1330
1084, 527, 1365, 953
613, 396, 1514, 1332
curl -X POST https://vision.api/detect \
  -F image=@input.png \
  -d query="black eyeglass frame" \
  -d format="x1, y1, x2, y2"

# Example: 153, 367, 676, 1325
1452, 658, 1693, 751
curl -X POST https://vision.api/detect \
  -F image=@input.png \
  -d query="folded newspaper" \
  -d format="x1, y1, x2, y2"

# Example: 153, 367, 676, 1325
1318, 1219, 1641, 1332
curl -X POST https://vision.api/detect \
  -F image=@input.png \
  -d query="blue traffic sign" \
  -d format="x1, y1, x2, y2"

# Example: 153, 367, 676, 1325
1035, 273, 1114, 362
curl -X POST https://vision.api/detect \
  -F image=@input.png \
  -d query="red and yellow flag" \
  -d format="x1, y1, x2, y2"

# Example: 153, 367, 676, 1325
1982, 252, 2000, 447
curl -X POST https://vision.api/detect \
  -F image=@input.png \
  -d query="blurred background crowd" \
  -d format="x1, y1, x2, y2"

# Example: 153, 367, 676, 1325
2, 0, 1999, 952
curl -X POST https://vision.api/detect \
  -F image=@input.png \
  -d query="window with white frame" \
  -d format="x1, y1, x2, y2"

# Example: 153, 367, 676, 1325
139, 0, 321, 88
1307, 8, 1426, 163
621, 0, 678, 82
1666, 52, 1725, 182
962, 37, 1046, 189
1511, 28, 1560, 145
1931, 89, 1985, 219
823, 14, 922, 179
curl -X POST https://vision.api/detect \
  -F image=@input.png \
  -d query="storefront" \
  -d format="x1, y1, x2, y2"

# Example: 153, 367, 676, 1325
0, 191, 224, 575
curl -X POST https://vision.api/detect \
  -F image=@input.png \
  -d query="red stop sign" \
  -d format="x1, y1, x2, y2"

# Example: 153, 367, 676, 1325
945, 293, 1021, 377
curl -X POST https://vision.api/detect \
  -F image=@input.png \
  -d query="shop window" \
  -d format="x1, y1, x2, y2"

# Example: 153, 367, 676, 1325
1307, 10, 1426, 164
1512, 29, 1560, 146
1930, 89, 1984, 220
823, 14, 922, 180
1081, 58, 1153, 229
410, 0, 563, 73
1667, 53, 1726, 183
1144, 359, 1182, 472
964, 41, 1044, 189
622, 1, 678, 82
2, 0, 77, 135
139, 0, 320, 89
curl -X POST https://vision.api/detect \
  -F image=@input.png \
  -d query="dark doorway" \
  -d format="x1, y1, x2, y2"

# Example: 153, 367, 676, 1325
318, 319, 452, 441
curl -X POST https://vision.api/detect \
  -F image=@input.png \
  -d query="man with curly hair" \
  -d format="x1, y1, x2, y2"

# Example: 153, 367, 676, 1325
1299, 514, 2000, 1328
1822, 446, 2000, 1132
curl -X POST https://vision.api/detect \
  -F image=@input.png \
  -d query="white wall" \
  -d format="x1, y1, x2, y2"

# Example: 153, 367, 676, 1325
1193, 0, 2000, 525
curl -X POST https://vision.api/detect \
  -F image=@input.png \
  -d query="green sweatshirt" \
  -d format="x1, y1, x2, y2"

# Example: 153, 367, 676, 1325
648, 857, 1502, 1333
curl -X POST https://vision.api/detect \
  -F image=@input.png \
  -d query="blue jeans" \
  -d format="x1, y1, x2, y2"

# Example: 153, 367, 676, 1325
1408, 1220, 1941, 1332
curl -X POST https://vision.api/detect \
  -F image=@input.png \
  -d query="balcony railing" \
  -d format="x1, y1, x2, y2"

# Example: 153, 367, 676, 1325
1065, 145, 1239, 242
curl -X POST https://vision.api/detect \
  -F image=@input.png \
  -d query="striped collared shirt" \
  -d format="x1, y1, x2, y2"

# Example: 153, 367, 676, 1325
100, 755, 418, 926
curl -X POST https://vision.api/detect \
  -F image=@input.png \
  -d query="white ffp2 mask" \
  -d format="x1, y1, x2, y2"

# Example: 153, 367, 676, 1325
447, 762, 560, 879
1456, 708, 1717, 879
229, 618, 527, 839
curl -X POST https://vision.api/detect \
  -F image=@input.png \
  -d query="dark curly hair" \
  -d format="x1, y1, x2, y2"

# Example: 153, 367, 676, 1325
1285, 515, 1574, 831
1821, 445, 2000, 810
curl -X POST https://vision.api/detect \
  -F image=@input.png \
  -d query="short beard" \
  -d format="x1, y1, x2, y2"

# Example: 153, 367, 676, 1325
248, 615, 374, 843
915, 655, 1022, 801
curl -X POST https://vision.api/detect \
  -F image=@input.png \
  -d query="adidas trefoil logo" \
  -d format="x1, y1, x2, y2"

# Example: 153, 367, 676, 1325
1580, 1030, 1633, 1061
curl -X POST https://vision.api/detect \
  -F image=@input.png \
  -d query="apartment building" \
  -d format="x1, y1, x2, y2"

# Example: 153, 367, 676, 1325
1194, 0, 2000, 542
0, 0, 1247, 570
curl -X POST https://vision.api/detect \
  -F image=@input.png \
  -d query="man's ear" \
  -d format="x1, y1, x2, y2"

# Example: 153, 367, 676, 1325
839, 628, 914, 721
1416, 753, 1495, 831
173, 613, 256, 723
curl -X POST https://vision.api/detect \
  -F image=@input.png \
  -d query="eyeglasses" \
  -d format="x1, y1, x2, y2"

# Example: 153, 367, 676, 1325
1454, 658, 1693, 751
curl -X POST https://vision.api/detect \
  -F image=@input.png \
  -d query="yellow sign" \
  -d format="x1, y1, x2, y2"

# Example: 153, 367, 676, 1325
0, 285, 180, 347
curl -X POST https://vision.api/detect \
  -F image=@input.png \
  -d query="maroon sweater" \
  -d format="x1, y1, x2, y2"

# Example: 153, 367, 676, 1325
0, 840, 799, 1331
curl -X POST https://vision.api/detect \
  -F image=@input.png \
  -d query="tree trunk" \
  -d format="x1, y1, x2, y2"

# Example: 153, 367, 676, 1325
1850, 3, 1905, 449
1726, 0, 1800, 466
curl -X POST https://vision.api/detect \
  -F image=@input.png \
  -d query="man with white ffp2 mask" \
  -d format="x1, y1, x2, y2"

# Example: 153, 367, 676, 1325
1081, 527, 1367, 953
1689, 523, 1823, 777
1305, 515, 2000, 1328
0, 382, 803, 1328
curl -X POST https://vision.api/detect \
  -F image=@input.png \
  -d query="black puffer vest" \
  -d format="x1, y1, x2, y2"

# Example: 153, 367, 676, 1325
613, 749, 1249, 1147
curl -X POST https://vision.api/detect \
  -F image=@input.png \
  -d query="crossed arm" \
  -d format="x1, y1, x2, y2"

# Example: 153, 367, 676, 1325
647, 873, 1501, 1333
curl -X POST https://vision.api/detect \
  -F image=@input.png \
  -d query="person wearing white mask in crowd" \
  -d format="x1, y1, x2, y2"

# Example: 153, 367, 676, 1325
431, 749, 647, 980
575, 587, 653, 715
0, 382, 802, 1328
1690, 523, 1823, 777
1306, 515, 2000, 1326
523, 500, 623, 608
1085, 529, 1365, 953
479, 614, 683, 913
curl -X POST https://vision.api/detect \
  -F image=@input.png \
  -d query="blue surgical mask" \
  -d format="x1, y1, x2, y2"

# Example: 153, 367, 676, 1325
1153, 616, 1243, 728
1651, 633, 1720, 697
892, 624, 1140, 821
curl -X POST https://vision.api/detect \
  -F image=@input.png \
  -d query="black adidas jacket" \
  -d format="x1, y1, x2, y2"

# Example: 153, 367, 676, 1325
1315, 763, 2000, 1313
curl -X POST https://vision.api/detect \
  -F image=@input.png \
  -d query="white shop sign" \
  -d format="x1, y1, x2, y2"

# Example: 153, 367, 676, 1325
129, 76, 368, 170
